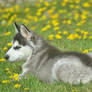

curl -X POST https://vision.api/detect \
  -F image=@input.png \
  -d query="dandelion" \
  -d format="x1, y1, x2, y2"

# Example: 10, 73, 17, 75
67, 20, 71, 24
2, 80, 10, 83
0, 58, 5, 62
83, 2, 90, 7
24, 88, 29, 91
63, 31, 68, 35
48, 34, 54, 40
83, 49, 88, 53
13, 73, 19, 78
7, 43, 12, 46
3, 47, 8, 51
6, 71, 11, 74
9, 75, 13, 79
67, 34, 74, 40
14, 77, 19, 81
3, 32, 11, 36
25, 8, 29, 12
5, 68, 9, 71
55, 34, 62, 39
14, 83, 21, 88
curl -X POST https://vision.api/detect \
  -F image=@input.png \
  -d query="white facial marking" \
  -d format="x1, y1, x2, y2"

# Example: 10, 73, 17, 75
6, 41, 32, 62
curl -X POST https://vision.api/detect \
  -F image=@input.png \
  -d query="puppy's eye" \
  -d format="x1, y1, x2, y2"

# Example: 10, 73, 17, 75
13, 46, 21, 50
30, 36, 35, 41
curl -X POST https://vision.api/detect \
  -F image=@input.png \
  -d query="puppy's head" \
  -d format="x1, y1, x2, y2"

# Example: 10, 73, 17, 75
5, 23, 33, 62
5, 23, 45, 62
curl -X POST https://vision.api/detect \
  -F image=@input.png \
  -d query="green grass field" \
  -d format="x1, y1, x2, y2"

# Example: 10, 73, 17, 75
0, 0, 92, 92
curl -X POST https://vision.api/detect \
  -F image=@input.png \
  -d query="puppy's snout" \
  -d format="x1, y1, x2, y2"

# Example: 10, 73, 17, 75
5, 55, 9, 60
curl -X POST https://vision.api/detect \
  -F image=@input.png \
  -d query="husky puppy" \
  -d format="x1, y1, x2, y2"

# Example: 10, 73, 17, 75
5, 23, 92, 84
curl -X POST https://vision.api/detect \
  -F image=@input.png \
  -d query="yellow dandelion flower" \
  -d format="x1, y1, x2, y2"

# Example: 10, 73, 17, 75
83, 2, 90, 7
25, 8, 29, 12
6, 71, 11, 74
58, 10, 63, 14
62, 20, 66, 24
9, 8, 14, 13
67, 34, 74, 40
3, 32, 11, 36
0, 58, 5, 62
81, 14, 87, 20
42, 27, 47, 31
14, 84, 21, 88
89, 48, 92, 51
83, 50, 88, 53
5, 68, 9, 71
3, 47, 8, 51
54, 27, 59, 30
13, 73, 19, 78
14, 77, 19, 81
75, 28, 80, 32
34, 16, 38, 22
48, 34, 54, 40
7, 43, 12, 46
58, 31, 62, 34
9, 75, 13, 79
44, 1, 50, 6
63, 31, 68, 35
2, 80, 10, 83
67, 20, 71, 24
55, 34, 62, 39
24, 88, 29, 91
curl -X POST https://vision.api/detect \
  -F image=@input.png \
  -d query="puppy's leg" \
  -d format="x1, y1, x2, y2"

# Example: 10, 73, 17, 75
18, 68, 29, 80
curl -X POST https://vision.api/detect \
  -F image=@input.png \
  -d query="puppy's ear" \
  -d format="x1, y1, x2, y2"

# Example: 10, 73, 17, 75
20, 25, 30, 39
13, 22, 20, 33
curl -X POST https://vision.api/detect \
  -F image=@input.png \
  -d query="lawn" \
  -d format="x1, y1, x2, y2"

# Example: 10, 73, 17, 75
0, 0, 92, 92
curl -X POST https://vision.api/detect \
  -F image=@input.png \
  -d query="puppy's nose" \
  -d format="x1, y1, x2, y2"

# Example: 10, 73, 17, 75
5, 55, 9, 60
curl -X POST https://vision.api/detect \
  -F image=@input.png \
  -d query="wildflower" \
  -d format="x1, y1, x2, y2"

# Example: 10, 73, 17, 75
55, 34, 62, 39
14, 77, 19, 81
7, 43, 12, 46
42, 27, 47, 31
67, 20, 71, 24
25, 8, 29, 12
89, 48, 92, 51
13, 73, 19, 78
67, 34, 74, 40
75, 28, 80, 32
54, 27, 59, 30
24, 88, 29, 91
5, 68, 9, 71
3, 32, 11, 36
83, 49, 88, 53
63, 31, 68, 35
48, 34, 54, 40
6, 71, 11, 74
3, 47, 8, 51
81, 14, 87, 20
44, 1, 50, 6
9, 75, 13, 79
0, 58, 5, 62
83, 2, 90, 7
14, 83, 21, 88
2, 80, 10, 83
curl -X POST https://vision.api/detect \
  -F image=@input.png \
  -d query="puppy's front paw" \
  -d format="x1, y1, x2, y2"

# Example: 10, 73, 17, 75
18, 74, 23, 80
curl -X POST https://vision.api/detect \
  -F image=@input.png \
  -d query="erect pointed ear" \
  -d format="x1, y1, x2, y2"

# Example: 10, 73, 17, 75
13, 22, 20, 33
20, 24, 30, 39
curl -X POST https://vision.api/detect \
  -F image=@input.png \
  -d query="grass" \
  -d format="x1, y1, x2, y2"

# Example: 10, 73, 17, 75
0, 0, 92, 92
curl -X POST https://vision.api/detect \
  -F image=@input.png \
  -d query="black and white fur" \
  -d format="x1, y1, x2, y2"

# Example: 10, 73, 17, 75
5, 23, 92, 84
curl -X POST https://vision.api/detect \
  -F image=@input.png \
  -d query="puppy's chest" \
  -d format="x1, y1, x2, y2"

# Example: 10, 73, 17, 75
23, 52, 47, 73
